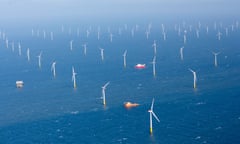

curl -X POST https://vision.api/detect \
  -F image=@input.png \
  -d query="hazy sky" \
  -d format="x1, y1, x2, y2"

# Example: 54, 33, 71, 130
0, 0, 239, 24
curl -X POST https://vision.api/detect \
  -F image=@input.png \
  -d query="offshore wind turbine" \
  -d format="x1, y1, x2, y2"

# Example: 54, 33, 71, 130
180, 47, 184, 61
152, 40, 157, 55
18, 42, 22, 56
27, 48, 30, 62
123, 50, 127, 68
151, 56, 156, 77
51, 61, 57, 78
11, 42, 14, 52
37, 51, 42, 69
216, 31, 222, 40
43, 30, 46, 39
50, 32, 53, 40
189, 68, 197, 89
97, 27, 100, 40
110, 33, 113, 42
5, 39, 8, 48
82, 43, 87, 56
86, 29, 90, 38
101, 81, 110, 105
148, 98, 160, 134
145, 30, 150, 39
31, 29, 34, 36
70, 40, 73, 51
196, 29, 199, 39
131, 28, 134, 37
183, 34, 187, 44
225, 28, 229, 36
162, 32, 166, 41
72, 66, 77, 88
99, 48, 104, 61
212, 52, 220, 67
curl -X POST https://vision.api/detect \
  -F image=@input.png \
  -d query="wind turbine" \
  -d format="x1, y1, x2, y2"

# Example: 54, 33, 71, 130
152, 40, 157, 55
189, 68, 197, 89
101, 81, 110, 105
5, 39, 8, 48
162, 32, 166, 41
110, 33, 113, 42
145, 30, 150, 39
18, 42, 22, 56
148, 98, 160, 134
97, 27, 100, 40
82, 43, 87, 56
183, 34, 187, 44
151, 56, 157, 77
123, 50, 127, 68
27, 48, 30, 62
212, 52, 220, 67
225, 28, 229, 37
11, 42, 14, 52
180, 47, 184, 61
86, 29, 90, 38
31, 29, 34, 36
50, 32, 53, 40
51, 61, 57, 78
72, 66, 77, 88
161, 24, 165, 33
99, 48, 104, 61
37, 51, 42, 69
131, 28, 134, 37
70, 40, 73, 51
196, 29, 199, 39
216, 31, 222, 40
43, 30, 46, 39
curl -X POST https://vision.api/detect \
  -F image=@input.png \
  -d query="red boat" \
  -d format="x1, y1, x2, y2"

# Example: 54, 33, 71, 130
135, 64, 146, 69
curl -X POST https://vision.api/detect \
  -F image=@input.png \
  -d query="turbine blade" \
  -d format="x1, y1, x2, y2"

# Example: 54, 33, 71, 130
151, 111, 160, 122
151, 98, 154, 110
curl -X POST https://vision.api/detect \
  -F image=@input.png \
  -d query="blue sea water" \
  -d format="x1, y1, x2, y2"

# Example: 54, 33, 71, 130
0, 21, 240, 143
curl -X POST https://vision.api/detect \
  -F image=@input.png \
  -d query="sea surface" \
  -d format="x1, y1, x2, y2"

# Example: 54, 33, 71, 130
0, 21, 240, 143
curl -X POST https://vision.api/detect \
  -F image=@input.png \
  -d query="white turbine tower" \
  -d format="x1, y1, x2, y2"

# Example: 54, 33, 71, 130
196, 29, 199, 39
148, 98, 160, 134
99, 48, 104, 61
183, 34, 187, 44
70, 40, 73, 51
5, 39, 8, 48
82, 43, 87, 56
189, 68, 197, 89
51, 61, 57, 78
97, 28, 100, 40
72, 66, 77, 88
37, 51, 42, 69
110, 33, 113, 42
151, 56, 156, 77
50, 32, 53, 40
101, 81, 110, 106
145, 30, 150, 39
123, 50, 127, 68
180, 47, 184, 61
18, 42, 22, 56
86, 29, 90, 38
152, 40, 157, 55
27, 48, 30, 62
212, 52, 220, 67
216, 31, 222, 40
11, 42, 14, 52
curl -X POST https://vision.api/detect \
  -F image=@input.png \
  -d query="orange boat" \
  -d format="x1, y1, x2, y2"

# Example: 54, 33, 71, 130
124, 102, 139, 109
